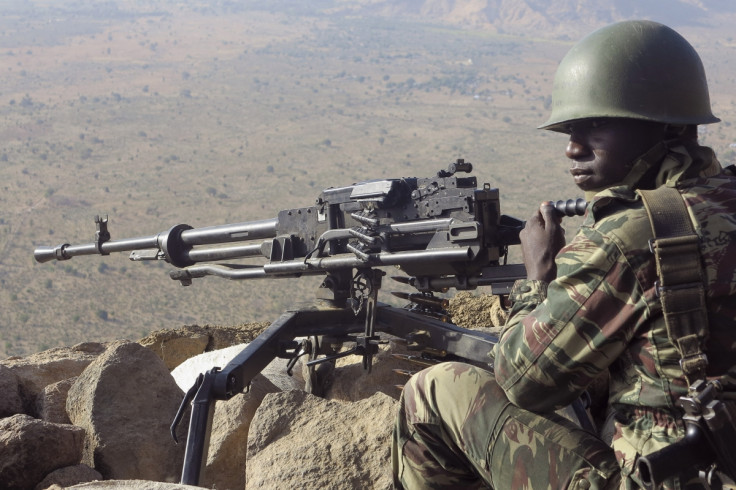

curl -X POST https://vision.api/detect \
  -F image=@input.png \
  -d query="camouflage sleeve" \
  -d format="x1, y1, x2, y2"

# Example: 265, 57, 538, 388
493, 223, 649, 412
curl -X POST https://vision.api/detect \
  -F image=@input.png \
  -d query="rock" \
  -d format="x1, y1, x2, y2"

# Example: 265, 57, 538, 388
139, 323, 270, 371
0, 414, 85, 490
325, 340, 409, 402
34, 464, 102, 490
1, 342, 107, 414
66, 481, 206, 489
36, 377, 76, 424
66, 341, 186, 482
0, 363, 24, 417
246, 390, 398, 489
195, 324, 270, 350
139, 331, 209, 371
447, 291, 507, 334
199, 374, 280, 490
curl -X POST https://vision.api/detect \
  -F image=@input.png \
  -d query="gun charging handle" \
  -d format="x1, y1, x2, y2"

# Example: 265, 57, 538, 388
551, 198, 588, 217
510, 199, 587, 242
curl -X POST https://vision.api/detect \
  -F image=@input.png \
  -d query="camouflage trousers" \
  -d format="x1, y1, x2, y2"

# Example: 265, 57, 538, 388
392, 362, 622, 489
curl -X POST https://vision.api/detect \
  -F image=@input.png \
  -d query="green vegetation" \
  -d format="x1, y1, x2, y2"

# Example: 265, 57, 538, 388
1, 2, 734, 357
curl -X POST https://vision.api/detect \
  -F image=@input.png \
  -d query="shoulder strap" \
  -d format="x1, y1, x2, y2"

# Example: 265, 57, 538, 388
638, 186, 709, 385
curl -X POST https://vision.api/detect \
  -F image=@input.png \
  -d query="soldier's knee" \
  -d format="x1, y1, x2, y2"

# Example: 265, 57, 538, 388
401, 362, 493, 423
400, 362, 508, 453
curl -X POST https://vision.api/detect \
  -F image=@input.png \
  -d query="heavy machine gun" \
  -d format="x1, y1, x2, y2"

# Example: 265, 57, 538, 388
33, 160, 586, 484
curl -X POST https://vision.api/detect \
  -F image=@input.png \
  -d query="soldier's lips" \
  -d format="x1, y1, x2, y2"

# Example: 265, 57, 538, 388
570, 167, 592, 185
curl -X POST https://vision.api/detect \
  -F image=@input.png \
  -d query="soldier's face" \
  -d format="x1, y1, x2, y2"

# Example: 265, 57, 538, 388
564, 119, 665, 191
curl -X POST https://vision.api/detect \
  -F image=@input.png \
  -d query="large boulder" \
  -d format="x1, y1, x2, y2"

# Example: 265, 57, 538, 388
1, 342, 107, 414
66, 341, 187, 482
246, 390, 398, 489
0, 363, 24, 417
0, 414, 85, 490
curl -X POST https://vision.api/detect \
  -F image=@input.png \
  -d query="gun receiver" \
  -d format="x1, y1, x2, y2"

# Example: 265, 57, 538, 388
33, 160, 588, 485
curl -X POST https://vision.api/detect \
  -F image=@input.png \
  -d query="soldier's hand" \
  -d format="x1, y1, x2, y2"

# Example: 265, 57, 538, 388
519, 202, 566, 283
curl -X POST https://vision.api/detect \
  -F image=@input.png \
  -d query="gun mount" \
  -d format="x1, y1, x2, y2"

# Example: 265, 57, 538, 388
33, 160, 588, 484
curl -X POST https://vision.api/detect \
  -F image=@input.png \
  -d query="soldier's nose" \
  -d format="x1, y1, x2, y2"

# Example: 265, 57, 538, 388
565, 139, 590, 160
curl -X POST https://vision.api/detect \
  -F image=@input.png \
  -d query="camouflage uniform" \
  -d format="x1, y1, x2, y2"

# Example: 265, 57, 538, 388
392, 142, 736, 489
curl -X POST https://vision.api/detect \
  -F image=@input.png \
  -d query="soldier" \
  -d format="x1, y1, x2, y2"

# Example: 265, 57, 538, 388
392, 20, 736, 489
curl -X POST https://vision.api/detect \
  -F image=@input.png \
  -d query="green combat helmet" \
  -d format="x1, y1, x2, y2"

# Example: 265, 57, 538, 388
540, 20, 720, 132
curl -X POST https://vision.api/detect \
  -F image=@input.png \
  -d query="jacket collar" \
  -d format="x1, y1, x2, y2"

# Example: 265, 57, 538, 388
585, 141, 721, 203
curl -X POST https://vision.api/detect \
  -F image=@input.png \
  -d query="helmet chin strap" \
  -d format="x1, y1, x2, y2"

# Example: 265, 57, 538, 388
665, 124, 698, 141
665, 124, 687, 136
582, 141, 671, 201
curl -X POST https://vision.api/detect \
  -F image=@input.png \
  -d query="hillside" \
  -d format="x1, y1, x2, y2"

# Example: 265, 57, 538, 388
238, 0, 736, 36
2, 0, 735, 357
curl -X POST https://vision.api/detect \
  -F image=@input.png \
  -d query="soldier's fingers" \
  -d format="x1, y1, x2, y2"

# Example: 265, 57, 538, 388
539, 201, 562, 226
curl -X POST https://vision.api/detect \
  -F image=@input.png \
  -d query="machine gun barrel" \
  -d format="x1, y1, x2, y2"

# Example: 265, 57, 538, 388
34, 218, 279, 266
34, 234, 161, 263
178, 218, 278, 246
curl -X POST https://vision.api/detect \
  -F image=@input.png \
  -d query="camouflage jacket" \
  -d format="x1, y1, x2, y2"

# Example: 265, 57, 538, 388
493, 141, 736, 481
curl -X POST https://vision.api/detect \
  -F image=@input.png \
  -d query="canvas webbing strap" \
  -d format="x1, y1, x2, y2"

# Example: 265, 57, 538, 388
639, 186, 709, 385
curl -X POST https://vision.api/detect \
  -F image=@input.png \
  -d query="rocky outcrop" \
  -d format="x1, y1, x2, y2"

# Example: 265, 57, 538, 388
0, 296, 499, 489
0, 323, 289, 490
2, 342, 107, 415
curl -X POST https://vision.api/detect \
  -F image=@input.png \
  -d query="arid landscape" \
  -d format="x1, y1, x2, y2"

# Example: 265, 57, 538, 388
2, 0, 736, 357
